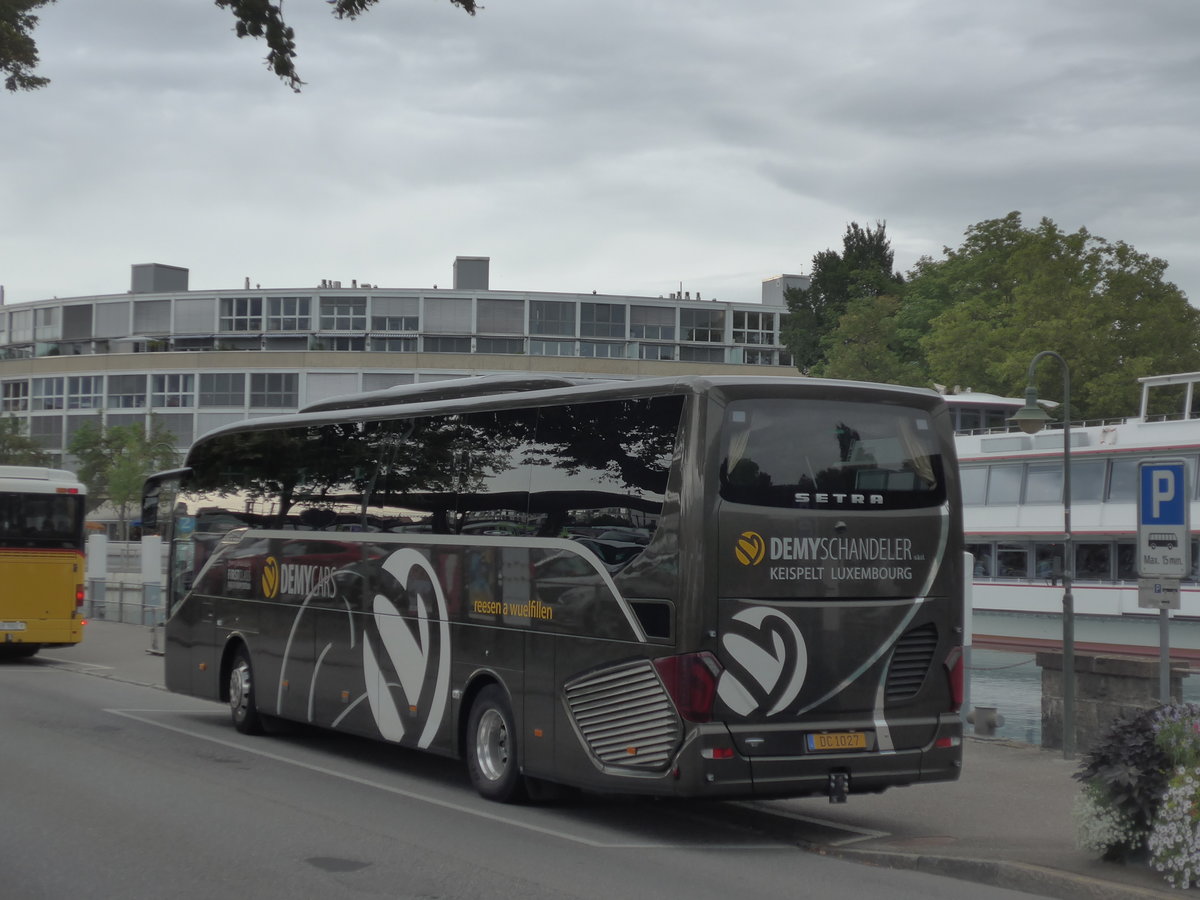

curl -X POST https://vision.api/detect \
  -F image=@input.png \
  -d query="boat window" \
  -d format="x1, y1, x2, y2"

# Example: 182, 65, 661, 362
1025, 463, 1061, 504
1108, 459, 1138, 502
1116, 543, 1137, 581
1070, 461, 1105, 504
967, 543, 993, 576
986, 465, 1022, 505
996, 542, 1028, 578
1075, 543, 1111, 581
1034, 543, 1064, 582
961, 467, 986, 505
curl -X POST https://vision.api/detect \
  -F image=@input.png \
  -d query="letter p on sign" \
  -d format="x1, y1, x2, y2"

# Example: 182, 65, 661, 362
1153, 470, 1176, 518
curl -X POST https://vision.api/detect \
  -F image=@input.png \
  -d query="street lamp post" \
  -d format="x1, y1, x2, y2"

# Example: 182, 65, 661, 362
1009, 351, 1075, 759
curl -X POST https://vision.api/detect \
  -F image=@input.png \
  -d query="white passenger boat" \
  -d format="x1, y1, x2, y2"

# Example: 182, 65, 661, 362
949, 372, 1200, 656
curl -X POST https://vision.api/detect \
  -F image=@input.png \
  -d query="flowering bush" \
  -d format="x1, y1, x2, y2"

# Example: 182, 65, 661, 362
1073, 780, 1142, 857
1075, 703, 1200, 889
1149, 767, 1200, 889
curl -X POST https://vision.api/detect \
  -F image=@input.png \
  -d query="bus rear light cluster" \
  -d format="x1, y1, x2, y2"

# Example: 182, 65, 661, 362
75, 585, 85, 609
653, 651, 722, 723
943, 647, 964, 712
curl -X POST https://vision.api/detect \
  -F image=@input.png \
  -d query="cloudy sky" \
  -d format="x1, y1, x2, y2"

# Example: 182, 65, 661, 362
3, 0, 1198, 307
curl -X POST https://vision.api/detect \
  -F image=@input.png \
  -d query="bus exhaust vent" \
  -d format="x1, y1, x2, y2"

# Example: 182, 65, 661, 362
885, 623, 938, 703
563, 659, 682, 772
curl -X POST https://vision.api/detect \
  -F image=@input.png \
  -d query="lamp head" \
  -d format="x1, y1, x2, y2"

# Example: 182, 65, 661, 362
1009, 386, 1053, 435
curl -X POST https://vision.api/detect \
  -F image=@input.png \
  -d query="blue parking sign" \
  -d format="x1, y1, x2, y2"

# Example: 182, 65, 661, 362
1138, 460, 1189, 577
1141, 462, 1186, 526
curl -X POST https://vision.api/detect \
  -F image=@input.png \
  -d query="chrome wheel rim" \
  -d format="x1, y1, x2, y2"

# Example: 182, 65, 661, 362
230, 661, 251, 720
475, 708, 509, 782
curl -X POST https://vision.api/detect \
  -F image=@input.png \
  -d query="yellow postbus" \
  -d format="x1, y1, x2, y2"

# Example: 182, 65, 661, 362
0, 466, 87, 658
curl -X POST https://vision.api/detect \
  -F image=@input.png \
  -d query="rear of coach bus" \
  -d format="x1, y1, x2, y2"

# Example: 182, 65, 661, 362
693, 381, 963, 800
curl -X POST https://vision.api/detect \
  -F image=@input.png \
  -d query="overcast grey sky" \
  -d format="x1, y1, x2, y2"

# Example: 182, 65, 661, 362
3, 0, 1198, 307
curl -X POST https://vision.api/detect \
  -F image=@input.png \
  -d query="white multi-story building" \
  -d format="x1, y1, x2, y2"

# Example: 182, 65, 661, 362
0, 258, 807, 465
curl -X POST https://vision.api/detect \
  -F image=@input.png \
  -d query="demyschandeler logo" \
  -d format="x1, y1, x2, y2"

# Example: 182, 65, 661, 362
261, 556, 280, 598
734, 530, 766, 566
734, 529, 919, 583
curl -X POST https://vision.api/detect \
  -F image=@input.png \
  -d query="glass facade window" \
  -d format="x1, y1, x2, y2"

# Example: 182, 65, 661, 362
742, 349, 775, 365
371, 337, 418, 353
218, 297, 263, 332
630, 305, 674, 340
476, 337, 524, 354
579, 341, 626, 358
107, 374, 147, 408
476, 299, 524, 334
34, 306, 60, 341
529, 339, 575, 357
324, 336, 366, 351
638, 343, 675, 361
680, 308, 724, 342
423, 336, 472, 354
2, 380, 29, 412
68, 376, 103, 410
320, 297, 367, 331
266, 297, 311, 331
580, 303, 626, 338
198, 373, 245, 407
29, 415, 63, 449
680, 345, 724, 363
733, 310, 774, 345
529, 301, 576, 336
32, 377, 65, 410
249, 373, 298, 408
152, 374, 195, 408
372, 315, 418, 331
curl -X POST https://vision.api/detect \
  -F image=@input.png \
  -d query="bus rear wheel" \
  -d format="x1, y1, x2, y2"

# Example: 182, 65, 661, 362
466, 685, 525, 803
228, 647, 265, 735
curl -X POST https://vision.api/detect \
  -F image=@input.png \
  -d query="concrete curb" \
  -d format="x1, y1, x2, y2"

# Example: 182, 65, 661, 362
813, 845, 1180, 900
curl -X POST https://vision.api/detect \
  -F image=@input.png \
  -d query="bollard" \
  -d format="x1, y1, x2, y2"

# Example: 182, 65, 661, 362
967, 706, 1005, 738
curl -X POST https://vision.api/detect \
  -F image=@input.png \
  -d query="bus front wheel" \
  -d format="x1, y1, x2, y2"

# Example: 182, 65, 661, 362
466, 685, 525, 803
229, 647, 265, 735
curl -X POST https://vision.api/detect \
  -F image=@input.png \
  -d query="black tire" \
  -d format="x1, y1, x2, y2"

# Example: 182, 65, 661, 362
0, 644, 39, 659
466, 685, 525, 803
228, 646, 265, 735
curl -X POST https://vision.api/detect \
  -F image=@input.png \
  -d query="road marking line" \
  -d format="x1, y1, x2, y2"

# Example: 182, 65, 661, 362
106, 708, 796, 851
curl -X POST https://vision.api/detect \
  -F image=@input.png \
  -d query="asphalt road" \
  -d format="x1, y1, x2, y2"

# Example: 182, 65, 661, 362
0, 657, 1042, 900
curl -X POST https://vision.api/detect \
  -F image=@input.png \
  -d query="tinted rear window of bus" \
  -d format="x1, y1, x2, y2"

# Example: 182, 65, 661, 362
0, 492, 85, 548
718, 398, 945, 510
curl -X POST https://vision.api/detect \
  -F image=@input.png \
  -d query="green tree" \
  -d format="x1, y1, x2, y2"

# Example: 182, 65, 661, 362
781, 221, 904, 374
0, 0, 51, 91
915, 213, 1200, 420
0, 415, 52, 465
68, 419, 178, 536
819, 294, 928, 387
3, 0, 477, 93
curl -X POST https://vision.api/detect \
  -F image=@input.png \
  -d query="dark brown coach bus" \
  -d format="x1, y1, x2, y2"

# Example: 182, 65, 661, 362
141, 375, 964, 802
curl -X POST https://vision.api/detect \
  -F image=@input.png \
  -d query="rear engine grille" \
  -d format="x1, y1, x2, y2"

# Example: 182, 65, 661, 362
885, 623, 938, 703
563, 659, 683, 771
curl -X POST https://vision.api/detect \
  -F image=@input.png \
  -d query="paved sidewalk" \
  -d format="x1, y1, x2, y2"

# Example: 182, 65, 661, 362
47, 620, 1182, 899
